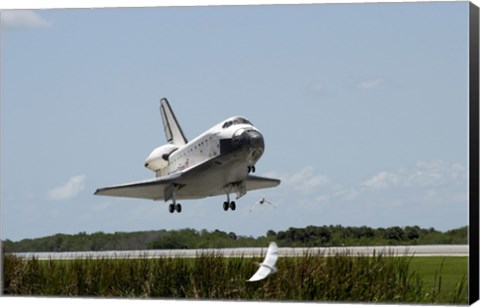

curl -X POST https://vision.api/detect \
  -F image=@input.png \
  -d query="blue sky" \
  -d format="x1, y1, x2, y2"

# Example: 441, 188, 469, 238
1, 2, 470, 241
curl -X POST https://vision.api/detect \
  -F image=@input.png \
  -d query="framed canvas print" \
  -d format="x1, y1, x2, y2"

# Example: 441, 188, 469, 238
1, 0, 479, 306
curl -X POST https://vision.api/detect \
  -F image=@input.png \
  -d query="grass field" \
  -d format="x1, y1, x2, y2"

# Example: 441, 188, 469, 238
409, 257, 468, 303
2, 253, 468, 304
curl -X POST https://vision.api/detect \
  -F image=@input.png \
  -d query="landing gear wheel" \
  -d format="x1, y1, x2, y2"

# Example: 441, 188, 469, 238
248, 166, 256, 173
176, 203, 182, 213
169, 204, 175, 213
229, 201, 236, 211
223, 201, 229, 211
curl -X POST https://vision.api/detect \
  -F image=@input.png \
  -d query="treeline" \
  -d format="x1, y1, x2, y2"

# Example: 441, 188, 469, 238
3, 225, 467, 253
274, 225, 467, 247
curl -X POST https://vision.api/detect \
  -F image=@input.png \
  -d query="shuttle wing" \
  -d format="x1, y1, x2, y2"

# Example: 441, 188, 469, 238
94, 173, 181, 201
244, 175, 281, 191
94, 172, 280, 201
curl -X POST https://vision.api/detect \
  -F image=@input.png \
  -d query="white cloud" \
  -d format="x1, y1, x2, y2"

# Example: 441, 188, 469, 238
48, 175, 86, 201
286, 166, 330, 192
1, 10, 51, 30
362, 171, 400, 190
357, 78, 383, 90
407, 160, 466, 187
315, 195, 330, 203
362, 160, 467, 190
333, 188, 359, 201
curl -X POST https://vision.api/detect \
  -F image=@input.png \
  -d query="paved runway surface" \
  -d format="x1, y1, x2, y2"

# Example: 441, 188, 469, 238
13, 245, 468, 260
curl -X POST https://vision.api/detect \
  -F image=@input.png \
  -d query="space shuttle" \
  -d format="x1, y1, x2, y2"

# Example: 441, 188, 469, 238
95, 98, 280, 213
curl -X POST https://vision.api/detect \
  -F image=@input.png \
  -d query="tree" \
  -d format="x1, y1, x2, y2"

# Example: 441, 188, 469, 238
266, 230, 276, 237
405, 226, 421, 240
384, 227, 404, 241
148, 235, 184, 249
228, 232, 237, 240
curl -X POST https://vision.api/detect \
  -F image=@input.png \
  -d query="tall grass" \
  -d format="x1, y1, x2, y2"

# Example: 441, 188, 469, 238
2, 251, 467, 304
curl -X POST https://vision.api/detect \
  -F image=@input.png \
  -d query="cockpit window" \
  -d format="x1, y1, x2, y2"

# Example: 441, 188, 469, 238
222, 117, 253, 129
222, 121, 232, 129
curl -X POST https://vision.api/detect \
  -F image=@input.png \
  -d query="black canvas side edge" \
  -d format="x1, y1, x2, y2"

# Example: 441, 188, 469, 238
469, 2, 480, 305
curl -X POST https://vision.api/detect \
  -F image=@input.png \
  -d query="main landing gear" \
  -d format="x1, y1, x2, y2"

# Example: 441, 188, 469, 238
248, 165, 256, 173
167, 186, 182, 213
223, 186, 237, 211
223, 200, 236, 211
168, 202, 182, 213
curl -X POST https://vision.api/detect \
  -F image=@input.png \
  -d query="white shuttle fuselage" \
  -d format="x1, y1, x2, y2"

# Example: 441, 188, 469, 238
145, 116, 263, 178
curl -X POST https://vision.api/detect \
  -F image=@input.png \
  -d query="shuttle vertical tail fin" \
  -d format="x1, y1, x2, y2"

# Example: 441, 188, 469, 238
160, 98, 188, 145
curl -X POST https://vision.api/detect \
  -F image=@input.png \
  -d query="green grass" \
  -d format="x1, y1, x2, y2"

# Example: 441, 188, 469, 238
2, 253, 468, 304
409, 257, 468, 303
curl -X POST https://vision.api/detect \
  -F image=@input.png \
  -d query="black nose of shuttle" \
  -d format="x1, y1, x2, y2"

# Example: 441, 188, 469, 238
238, 129, 264, 149
220, 128, 265, 156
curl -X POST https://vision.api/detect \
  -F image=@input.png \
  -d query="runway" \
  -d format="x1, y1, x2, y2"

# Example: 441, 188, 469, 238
12, 244, 468, 260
